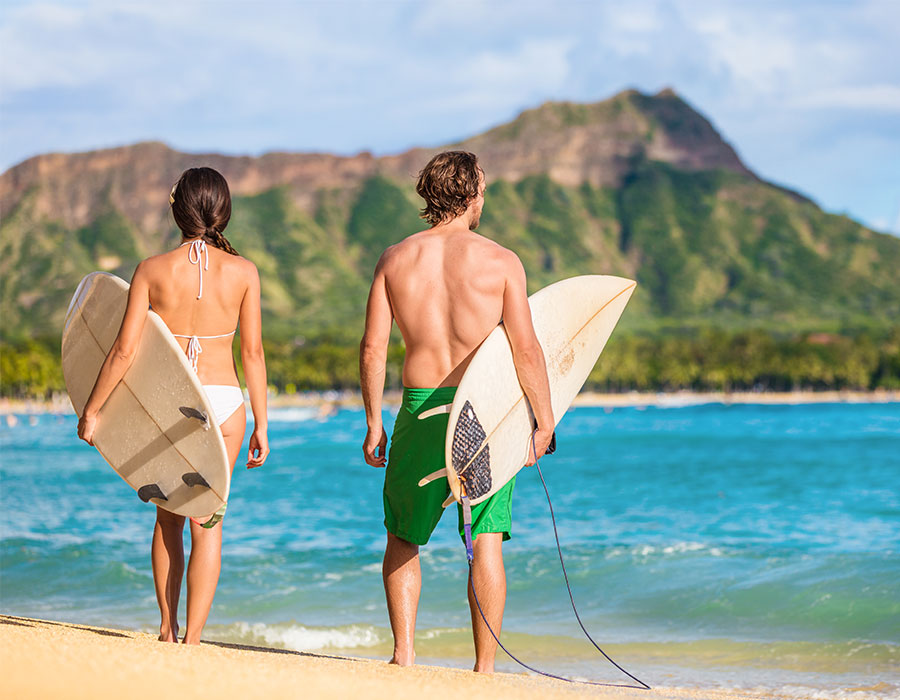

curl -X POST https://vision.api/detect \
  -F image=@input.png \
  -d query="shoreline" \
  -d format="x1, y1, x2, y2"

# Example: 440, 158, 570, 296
2, 389, 897, 417
0, 614, 822, 700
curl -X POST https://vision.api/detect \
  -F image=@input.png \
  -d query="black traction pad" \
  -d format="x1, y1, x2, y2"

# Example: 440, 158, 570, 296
138, 484, 167, 502
451, 400, 492, 499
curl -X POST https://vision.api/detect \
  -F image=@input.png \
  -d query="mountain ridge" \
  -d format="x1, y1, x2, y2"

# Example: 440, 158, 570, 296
0, 89, 763, 232
2, 88, 898, 343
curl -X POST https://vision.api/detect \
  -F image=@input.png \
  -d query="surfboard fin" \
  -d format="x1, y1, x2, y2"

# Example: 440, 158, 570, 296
182, 472, 210, 488
417, 468, 448, 487
441, 493, 456, 508
179, 406, 210, 430
137, 484, 167, 502
418, 404, 452, 420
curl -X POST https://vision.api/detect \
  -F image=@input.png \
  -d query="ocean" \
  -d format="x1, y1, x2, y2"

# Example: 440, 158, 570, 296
2, 401, 898, 698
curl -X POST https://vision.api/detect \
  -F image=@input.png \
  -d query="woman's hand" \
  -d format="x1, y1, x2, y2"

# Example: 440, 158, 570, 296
246, 427, 269, 468
77, 412, 99, 446
363, 425, 388, 467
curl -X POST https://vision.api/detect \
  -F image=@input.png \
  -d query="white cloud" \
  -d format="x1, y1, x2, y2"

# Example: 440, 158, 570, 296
793, 85, 900, 112
0, 0, 898, 232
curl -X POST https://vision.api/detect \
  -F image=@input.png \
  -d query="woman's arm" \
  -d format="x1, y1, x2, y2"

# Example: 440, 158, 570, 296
77, 264, 151, 445
239, 263, 269, 468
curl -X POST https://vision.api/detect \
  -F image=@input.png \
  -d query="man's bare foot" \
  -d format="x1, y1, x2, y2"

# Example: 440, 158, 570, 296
473, 663, 495, 673
388, 651, 415, 666
181, 634, 201, 645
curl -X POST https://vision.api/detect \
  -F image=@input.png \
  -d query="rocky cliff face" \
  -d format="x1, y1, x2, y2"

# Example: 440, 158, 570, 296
0, 89, 751, 236
2, 88, 898, 341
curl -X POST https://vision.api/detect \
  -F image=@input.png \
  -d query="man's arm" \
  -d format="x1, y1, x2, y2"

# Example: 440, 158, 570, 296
359, 254, 394, 467
501, 253, 554, 465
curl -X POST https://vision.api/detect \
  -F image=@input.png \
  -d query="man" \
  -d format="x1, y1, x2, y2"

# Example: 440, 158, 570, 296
359, 151, 554, 671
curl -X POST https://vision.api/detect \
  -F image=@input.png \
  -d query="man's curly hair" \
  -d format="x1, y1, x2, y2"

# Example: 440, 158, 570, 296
415, 151, 482, 226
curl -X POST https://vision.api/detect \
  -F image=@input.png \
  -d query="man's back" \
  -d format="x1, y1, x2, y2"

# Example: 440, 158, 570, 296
380, 225, 515, 388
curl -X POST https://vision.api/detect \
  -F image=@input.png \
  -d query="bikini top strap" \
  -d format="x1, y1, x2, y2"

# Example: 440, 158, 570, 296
182, 239, 208, 299
171, 331, 236, 373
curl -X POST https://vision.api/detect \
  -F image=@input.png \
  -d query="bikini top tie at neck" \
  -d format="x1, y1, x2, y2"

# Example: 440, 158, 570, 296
182, 239, 208, 299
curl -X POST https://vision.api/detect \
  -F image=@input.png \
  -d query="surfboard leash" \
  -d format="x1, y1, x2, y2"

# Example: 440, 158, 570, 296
460, 434, 651, 690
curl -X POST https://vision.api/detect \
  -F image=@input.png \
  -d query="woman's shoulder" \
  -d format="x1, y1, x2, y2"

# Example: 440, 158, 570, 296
133, 248, 178, 276
208, 249, 259, 292
217, 250, 258, 276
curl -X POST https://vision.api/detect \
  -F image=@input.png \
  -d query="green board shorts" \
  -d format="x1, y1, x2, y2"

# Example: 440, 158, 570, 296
383, 386, 515, 546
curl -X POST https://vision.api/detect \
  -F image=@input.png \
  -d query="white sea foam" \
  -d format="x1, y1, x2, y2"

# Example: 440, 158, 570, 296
418, 628, 466, 641
626, 541, 726, 557
267, 407, 319, 422
227, 621, 384, 651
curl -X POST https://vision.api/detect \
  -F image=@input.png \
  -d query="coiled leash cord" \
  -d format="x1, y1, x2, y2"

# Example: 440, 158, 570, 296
460, 431, 651, 689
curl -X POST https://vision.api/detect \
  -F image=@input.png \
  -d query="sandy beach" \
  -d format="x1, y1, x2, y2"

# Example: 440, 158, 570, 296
0, 615, 800, 700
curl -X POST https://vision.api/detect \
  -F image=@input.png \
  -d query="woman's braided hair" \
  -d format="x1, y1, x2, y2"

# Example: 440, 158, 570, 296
169, 167, 239, 255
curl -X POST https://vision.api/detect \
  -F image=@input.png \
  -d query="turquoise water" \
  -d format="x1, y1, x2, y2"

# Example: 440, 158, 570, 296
2, 402, 899, 696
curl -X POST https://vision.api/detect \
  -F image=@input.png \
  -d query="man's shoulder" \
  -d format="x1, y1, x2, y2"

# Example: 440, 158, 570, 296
377, 238, 412, 269
377, 229, 431, 267
469, 233, 521, 267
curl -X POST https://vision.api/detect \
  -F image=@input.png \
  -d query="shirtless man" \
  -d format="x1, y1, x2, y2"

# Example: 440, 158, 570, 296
359, 151, 554, 671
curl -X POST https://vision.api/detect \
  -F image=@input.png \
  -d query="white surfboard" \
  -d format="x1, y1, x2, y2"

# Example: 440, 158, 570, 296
419, 275, 635, 506
62, 272, 231, 518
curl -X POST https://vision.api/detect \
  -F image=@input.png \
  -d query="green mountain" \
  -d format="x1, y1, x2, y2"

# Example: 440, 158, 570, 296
2, 88, 899, 348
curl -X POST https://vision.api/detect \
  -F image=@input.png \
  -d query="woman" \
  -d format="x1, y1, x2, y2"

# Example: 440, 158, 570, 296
77, 167, 269, 644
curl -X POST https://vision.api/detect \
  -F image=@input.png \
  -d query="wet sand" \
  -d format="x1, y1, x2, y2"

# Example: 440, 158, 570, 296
0, 615, 784, 700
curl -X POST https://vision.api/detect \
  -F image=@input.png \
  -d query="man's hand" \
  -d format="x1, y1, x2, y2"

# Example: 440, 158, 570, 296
525, 427, 554, 466
77, 412, 98, 446
247, 428, 269, 468
363, 426, 388, 467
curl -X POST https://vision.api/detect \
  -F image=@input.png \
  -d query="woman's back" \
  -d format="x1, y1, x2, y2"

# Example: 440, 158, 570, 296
142, 242, 254, 385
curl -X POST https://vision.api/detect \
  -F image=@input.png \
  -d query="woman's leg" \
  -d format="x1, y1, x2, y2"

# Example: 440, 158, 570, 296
182, 406, 246, 645
152, 507, 186, 642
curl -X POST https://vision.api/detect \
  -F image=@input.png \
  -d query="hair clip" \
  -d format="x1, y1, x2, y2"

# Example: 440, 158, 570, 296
169, 181, 178, 205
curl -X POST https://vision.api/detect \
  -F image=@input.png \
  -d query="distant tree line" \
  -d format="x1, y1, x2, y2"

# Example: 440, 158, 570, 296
585, 328, 900, 393
2, 328, 898, 400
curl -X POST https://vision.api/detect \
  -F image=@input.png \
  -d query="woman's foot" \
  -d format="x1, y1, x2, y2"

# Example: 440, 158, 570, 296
158, 623, 179, 642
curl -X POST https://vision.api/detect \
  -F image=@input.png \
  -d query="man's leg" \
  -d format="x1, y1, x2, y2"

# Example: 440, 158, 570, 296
383, 531, 421, 665
467, 532, 506, 673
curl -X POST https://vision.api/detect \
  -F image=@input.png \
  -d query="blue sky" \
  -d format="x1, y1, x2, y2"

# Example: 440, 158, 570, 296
1, 0, 898, 233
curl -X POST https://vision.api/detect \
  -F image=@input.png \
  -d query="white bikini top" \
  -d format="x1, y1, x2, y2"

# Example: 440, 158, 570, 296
171, 239, 236, 372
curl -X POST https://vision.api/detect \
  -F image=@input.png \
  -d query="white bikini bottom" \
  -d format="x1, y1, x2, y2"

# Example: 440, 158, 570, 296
202, 385, 245, 425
